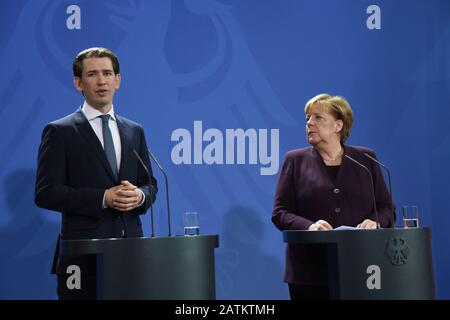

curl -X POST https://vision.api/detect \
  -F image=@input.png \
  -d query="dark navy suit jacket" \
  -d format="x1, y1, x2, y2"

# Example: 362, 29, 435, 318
272, 145, 394, 284
35, 109, 157, 273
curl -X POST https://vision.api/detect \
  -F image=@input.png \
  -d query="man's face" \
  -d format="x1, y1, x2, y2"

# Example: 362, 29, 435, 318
74, 57, 121, 112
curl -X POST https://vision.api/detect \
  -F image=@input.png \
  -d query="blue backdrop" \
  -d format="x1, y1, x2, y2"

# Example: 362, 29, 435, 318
1, 0, 449, 299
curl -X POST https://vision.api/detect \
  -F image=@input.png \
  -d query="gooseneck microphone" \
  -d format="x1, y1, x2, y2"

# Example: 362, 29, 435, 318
344, 154, 380, 229
147, 148, 172, 237
364, 153, 396, 227
133, 149, 155, 237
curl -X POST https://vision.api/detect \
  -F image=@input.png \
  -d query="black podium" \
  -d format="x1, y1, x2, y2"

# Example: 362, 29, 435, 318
60, 235, 219, 299
283, 228, 435, 299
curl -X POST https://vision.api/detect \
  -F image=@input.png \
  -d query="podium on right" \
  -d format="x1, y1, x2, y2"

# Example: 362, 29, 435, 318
283, 228, 435, 299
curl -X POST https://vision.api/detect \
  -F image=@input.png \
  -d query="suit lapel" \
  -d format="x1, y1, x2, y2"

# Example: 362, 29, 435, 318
74, 109, 118, 182
116, 115, 133, 180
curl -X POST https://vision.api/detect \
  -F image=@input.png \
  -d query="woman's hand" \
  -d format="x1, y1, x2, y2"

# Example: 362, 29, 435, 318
357, 219, 378, 229
308, 220, 333, 231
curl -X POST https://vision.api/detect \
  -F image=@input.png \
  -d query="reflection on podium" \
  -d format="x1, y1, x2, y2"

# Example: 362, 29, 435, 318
283, 228, 435, 299
60, 235, 219, 299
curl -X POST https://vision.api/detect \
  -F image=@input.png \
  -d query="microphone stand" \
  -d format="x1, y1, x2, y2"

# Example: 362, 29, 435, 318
344, 154, 380, 229
147, 149, 172, 237
133, 149, 155, 237
364, 153, 396, 227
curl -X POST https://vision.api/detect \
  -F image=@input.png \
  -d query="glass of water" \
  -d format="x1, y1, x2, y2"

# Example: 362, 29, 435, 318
183, 211, 200, 236
402, 206, 419, 228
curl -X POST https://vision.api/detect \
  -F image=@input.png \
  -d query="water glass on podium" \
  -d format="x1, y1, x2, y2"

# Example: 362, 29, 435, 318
402, 205, 419, 228
183, 211, 200, 236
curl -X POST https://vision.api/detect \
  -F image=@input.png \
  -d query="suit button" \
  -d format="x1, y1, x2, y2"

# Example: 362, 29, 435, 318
335, 208, 341, 213
334, 188, 340, 194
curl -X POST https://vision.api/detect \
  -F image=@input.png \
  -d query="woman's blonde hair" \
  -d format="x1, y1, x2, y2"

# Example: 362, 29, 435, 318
304, 93, 354, 143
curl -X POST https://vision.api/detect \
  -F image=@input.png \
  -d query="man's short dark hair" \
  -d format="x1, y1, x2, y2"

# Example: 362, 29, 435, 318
73, 47, 120, 78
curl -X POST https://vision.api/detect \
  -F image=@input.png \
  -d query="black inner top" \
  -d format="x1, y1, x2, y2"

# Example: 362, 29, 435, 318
326, 165, 340, 183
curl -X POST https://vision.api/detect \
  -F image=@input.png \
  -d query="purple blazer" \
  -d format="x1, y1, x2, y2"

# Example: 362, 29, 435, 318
272, 145, 394, 284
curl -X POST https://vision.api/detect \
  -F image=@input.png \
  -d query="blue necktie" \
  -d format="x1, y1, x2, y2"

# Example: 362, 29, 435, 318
100, 114, 118, 179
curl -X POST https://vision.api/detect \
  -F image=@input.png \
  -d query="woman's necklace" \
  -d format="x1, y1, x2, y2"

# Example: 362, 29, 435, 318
322, 149, 344, 161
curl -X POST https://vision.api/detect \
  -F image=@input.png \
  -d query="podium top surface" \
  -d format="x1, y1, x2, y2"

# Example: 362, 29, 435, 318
60, 234, 219, 255
283, 227, 431, 244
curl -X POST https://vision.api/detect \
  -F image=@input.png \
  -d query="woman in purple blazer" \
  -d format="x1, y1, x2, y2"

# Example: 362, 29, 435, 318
272, 93, 394, 300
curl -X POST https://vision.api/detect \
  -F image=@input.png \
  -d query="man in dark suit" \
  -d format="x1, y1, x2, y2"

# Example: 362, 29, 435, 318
35, 47, 157, 299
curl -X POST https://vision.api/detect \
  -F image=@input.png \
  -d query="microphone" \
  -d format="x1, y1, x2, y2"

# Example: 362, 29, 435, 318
133, 149, 155, 237
363, 153, 396, 227
147, 148, 172, 237
344, 154, 380, 229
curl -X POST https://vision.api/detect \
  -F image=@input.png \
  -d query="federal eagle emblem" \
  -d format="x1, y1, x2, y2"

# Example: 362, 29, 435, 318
385, 237, 409, 265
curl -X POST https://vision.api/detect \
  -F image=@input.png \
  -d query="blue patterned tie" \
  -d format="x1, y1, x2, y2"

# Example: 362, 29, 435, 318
100, 114, 118, 179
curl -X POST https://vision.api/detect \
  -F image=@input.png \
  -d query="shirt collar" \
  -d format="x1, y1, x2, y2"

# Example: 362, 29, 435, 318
81, 101, 116, 121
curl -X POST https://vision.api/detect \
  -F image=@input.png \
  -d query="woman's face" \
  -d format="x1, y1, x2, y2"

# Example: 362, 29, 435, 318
305, 102, 343, 146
